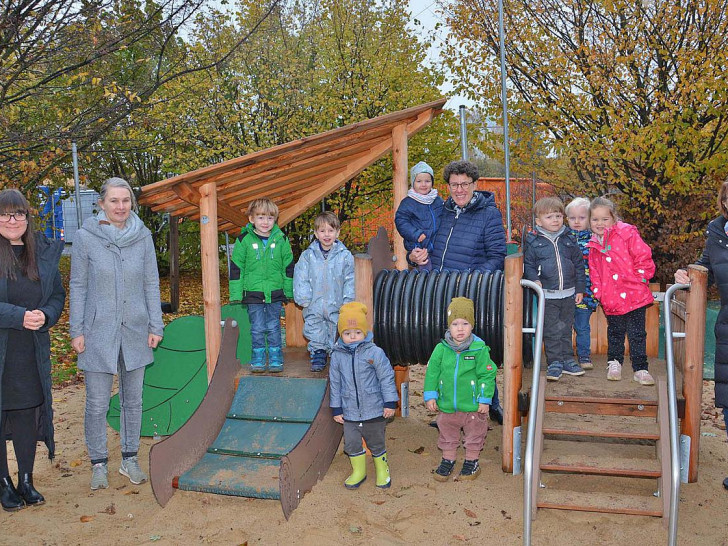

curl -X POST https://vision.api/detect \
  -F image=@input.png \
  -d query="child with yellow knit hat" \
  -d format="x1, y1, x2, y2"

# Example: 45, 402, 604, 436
424, 297, 496, 481
329, 302, 399, 489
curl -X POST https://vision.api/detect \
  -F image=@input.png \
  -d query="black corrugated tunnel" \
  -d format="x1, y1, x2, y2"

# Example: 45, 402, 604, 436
373, 269, 534, 367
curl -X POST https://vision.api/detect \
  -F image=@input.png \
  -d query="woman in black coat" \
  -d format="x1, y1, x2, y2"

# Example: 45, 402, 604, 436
675, 179, 728, 491
0, 189, 65, 511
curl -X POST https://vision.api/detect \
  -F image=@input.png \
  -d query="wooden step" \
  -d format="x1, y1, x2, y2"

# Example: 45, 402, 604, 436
540, 440, 661, 478
537, 489, 663, 517
542, 413, 660, 441
544, 396, 658, 417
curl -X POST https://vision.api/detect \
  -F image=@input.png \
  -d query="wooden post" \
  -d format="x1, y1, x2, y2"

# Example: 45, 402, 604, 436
646, 282, 660, 357
502, 253, 524, 473
169, 215, 179, 313
199, 182, 222, 382
391, 123, 408, 271
284, 303, 306, 348
681, 265, 708, 482
355, 254, 374, 327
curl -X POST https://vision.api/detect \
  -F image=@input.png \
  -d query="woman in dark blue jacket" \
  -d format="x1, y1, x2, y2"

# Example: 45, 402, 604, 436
410, 160, 507, 423
675, 179, 728, 490
0, 189, 65, 511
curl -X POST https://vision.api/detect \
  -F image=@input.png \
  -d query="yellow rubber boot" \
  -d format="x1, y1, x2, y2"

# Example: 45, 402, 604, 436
373, 452, 391, 489
344, 454, 367, 489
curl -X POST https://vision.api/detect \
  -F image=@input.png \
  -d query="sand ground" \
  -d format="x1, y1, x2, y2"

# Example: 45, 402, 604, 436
1, 366, 727, 546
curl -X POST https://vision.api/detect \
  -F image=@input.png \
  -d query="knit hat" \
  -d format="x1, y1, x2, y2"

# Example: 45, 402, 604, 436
410, 161, 434, 187
447, 297, 475, 327
338, 302, 370, 335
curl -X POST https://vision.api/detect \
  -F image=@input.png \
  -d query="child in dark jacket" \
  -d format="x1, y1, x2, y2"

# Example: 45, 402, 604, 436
329, 302, 399, 489
524, 197, 586, 381
566, 197, 598, 370
229, 198, 294, 373
424, 297, 497, 481
395, 161, 443, 271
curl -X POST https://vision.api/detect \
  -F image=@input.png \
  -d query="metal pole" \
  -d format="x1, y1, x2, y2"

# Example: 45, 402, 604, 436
531, 171, 536, 229
663, 282, 689, 546
497, 0, 512, 238
71, 142, 83, 229
521, 279, 545, 546
224, 232, 232, 276
459, 105, 469, 161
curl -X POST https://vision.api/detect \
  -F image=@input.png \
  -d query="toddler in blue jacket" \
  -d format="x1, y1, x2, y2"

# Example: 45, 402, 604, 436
329, 302, 398, 490
395, 161, 444, 271
293, 211, 355, 371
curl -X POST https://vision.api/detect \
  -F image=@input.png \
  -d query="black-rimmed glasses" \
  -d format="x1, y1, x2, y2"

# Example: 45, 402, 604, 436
0, 212, 28, 223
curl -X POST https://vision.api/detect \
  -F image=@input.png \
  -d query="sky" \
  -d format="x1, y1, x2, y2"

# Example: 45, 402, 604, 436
406, 0, 476, 111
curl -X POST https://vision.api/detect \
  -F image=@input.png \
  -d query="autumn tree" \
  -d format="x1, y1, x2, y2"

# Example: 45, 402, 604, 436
0, 0, 282, 189
443, 0, 728, 280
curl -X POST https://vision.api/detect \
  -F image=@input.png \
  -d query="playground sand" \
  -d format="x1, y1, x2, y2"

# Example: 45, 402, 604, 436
1, 368, 728, 545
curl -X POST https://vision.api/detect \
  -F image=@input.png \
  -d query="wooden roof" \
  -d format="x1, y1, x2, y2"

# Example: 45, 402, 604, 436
138, 99, 446, 232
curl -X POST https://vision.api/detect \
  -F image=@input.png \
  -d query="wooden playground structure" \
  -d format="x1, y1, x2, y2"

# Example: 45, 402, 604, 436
137, 100, 710, 528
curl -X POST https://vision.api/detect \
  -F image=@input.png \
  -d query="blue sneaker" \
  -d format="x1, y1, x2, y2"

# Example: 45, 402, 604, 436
562, 360, 585, 376
268, 346, 284, 373
310, 350, 327, 372
250, 347, 267, 373
546, 362, 563, 381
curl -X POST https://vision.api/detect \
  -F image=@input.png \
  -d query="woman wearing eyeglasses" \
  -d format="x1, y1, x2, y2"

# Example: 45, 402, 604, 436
675, 179, 728, 491
0, 189, 65, 511
409, 160, 507, 273
409, 160, 507, 424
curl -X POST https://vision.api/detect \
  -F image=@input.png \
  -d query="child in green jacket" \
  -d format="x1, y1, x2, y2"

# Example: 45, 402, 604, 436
229, 198, 294, 373
424, 297, 496, 481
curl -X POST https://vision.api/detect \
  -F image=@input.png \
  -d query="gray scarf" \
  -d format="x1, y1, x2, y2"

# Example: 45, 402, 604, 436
444, 331, 473, 353
97, 210, 145, 247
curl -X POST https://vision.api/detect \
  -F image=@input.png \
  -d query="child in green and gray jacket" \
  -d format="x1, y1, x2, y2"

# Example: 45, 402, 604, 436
424, 297, 496, 481
229, 198, 294, 373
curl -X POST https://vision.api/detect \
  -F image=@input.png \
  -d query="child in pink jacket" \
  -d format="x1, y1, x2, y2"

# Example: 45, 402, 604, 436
587, 196, 656, 386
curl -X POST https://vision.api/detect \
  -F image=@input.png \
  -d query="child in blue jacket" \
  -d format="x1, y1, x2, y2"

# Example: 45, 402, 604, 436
329, 302, 399, 490
293, 211, 355, 371
395, 161, 443, 271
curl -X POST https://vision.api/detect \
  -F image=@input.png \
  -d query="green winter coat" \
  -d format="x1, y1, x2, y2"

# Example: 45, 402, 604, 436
229, 223, 294, 304
423, 335, 497, 413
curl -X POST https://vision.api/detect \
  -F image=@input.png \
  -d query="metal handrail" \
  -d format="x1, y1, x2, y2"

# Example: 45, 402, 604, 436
663, 282, 689, 546
520, 279, 545, 546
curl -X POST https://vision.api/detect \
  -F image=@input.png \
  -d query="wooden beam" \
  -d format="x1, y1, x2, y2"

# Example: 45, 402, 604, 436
172, 182, 248, 231
199, 182, 222, 382
169, 215, 179, 313
278, 137, 395, 226
502, 253, 524, 473
681, 264, 708, 482
392, 123, 408, 271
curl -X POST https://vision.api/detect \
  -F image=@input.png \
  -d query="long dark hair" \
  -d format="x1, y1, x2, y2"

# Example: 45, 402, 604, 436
0, 189, 38, 280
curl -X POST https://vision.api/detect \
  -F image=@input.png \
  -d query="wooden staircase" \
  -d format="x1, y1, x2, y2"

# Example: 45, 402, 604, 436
526, 360, 683, 523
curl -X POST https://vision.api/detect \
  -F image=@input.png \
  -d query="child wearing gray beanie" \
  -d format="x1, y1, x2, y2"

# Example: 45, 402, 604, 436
394, 161, 444, 271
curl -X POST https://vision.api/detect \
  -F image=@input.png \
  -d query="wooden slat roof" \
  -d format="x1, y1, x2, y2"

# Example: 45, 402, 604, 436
138, 99, 446, 232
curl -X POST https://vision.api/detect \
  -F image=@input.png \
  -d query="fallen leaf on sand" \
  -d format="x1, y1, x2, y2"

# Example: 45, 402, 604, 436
453, 534, 466, 541
100, 504, 116, 515
408, 446, 425, 454
80, 515, 94, 523
464, 508, 477, 518
372, 500, 385, 505
70, 460, 83, 467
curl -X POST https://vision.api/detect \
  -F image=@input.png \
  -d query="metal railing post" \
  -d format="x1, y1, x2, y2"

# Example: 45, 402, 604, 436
663, 282, 689, 546
520, 279, 545, 546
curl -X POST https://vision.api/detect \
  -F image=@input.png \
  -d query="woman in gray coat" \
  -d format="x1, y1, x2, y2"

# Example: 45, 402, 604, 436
0, 189, 65, 511
70, 178, 163, 491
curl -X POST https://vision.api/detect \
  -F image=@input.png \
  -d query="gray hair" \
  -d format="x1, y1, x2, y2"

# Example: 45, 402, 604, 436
99, 177, 137, 210
565, 197, 590, 215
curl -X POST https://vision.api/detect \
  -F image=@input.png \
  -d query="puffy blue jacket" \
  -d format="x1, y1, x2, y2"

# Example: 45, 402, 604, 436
293, 240, 355, 317
431, 191, 507, 272
394, 195, 444, 252
329, 333, 399, 422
